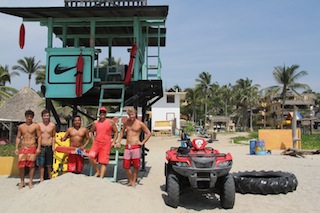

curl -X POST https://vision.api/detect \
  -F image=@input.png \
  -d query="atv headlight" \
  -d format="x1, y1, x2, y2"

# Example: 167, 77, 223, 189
176, 162, 189, 167
218, 160, 232, 167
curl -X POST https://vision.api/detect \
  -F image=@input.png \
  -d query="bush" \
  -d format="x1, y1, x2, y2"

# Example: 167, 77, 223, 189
0, 143, 15, 157
183, 121, 194, 135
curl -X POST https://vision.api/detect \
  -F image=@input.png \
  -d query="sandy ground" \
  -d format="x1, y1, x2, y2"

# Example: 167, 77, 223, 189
0, 132, 319, 213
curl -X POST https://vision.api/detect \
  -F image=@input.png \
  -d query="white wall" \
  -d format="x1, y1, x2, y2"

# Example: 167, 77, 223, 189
151, 92, 185, 131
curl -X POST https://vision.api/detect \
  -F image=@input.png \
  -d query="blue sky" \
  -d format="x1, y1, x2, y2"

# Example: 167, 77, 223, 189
0, 0, 319, 92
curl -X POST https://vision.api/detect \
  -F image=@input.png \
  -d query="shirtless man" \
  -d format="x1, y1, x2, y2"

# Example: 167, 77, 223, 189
61, 115, 91, 174
37, 109, 56, 181
88, 106, 118, 178
117, 107, 151, 187
15, 110, 42, 189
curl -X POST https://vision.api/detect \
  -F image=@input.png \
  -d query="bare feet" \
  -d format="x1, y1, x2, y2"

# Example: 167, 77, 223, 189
93, 172, 100, 177
18, 183, 25, 189
127, 182, 136, 187
29, 184, 34, 189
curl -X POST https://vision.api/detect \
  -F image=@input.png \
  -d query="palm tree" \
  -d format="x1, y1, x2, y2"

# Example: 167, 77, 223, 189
218, 83, 233, 116
100, 56, 122, 68
272, 64, 309, 128
0, 65, 20, 86
12, 56, 43, 87
0, 85, 18, 106
233, 78, 260, 131
183, 87, 201, 123
195, 72, 212, 126
35, 69, 46, 85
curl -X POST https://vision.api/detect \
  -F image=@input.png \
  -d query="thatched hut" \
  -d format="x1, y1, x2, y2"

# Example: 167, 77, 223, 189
0, 86, 45, 142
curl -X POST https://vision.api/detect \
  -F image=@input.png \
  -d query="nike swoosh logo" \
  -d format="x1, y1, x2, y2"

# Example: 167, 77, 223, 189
54, 64, 76, 74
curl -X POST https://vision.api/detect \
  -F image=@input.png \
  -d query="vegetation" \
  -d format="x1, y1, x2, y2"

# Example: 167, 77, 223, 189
0, 143, 15, 157
301, 134, 320, 150
12, 56, 44, 88
183, 121, 195, 135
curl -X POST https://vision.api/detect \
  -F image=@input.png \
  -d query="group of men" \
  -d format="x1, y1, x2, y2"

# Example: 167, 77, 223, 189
15, 107, 151, 189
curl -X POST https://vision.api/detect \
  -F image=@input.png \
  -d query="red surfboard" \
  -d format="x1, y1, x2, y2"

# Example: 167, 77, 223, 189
55, 146, 89, 156
124, 44, 137, 85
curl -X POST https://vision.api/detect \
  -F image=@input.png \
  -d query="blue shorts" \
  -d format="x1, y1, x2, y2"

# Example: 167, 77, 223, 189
36, 146, 53, 167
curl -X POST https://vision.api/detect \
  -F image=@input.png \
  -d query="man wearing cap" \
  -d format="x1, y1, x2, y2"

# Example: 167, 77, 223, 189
88, 106, 119, 178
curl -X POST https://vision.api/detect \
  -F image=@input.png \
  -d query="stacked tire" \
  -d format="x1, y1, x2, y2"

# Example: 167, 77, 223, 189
232, 170, 298, 195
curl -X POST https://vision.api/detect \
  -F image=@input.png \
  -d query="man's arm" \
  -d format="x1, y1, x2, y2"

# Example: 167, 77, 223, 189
51, 123, 56, 150
111, 120, 119, 146
61, 128, 71, 142
15, 125, 22, 155
36, 124, 42, 154
82, 128, 91, 149
90, 121, 96, 142
116, 124, 126, 148
140, 122, 151, 145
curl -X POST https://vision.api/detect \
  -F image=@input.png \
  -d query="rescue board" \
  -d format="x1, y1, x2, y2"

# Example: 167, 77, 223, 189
52, 132, 69, 178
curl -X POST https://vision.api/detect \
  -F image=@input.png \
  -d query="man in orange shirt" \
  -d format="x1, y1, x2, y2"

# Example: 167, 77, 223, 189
88, 107, 118, 178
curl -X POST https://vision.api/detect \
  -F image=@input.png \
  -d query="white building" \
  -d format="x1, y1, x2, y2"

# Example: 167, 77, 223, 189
151, 89, 186, 134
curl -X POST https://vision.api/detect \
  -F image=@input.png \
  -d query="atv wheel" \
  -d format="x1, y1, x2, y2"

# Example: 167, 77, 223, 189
232, 170, 298, 195
167, 173, 180, 208
219, 174, 235, 209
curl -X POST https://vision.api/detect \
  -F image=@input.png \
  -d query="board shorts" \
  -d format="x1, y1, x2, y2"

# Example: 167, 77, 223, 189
88, 141, 111, 165
123, 144, 141, 169
18, 145, 37, 168
67, 154, 84, 173
36, 145, 53, 167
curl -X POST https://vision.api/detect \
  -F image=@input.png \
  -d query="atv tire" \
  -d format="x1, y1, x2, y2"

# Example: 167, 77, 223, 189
167, 173, 180, 208
232, 170, 298, 195
219, 174, 235, 209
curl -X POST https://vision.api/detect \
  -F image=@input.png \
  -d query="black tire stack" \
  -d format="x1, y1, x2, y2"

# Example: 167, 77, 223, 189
232, 170, 298, 195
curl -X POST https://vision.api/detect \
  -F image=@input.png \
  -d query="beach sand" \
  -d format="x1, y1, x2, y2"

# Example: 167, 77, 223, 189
0, 132, 319, 213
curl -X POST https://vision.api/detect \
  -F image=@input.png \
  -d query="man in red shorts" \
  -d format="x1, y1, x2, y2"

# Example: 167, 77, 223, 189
15, 110, 42, 189
88, 107, 118, 178
116, 107, 151, 187
61, 115, 91, 174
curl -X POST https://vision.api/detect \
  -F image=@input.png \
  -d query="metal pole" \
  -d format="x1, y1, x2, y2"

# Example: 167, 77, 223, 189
292, 106, 298, 148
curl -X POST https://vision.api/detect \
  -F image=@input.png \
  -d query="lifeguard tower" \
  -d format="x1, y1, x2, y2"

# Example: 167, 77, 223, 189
0, 0, 168, 179
0, 0, 167, 126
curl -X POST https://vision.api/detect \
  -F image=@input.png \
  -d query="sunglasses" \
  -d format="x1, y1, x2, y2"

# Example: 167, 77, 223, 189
99, 111, 106, 114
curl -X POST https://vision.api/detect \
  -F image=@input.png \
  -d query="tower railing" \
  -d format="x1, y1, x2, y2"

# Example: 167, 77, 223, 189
64, 0, 147, 7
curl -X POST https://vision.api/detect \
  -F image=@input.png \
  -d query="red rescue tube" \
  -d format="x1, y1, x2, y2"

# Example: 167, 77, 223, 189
124, 44, 137, 85
19, 23, 25, 49
75, 54, 84, 97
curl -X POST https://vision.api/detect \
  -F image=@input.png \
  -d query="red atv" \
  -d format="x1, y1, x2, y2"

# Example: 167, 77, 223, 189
165, 138, 235, 209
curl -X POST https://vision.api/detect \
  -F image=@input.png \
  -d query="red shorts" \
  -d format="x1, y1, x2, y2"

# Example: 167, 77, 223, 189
67, 154, 84, 173
88, 141, 111, 164
123, 144, 141, 169
18, 145, 37, 168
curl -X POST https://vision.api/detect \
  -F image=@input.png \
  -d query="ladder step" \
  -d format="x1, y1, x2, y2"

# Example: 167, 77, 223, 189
100, 98, 123, 103
107, 113, 123, 117
148, 65, 158, 69
148, 55, 158, 58
109, 160, 118, 165
101, 84, 125, 89
148, 74, 158, 77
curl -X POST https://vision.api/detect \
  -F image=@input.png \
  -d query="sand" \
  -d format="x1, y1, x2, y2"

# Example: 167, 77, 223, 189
0, 132, 319, 213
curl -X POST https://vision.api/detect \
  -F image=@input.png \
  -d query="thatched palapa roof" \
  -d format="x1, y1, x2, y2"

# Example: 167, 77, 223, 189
0, 86, 44, 123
